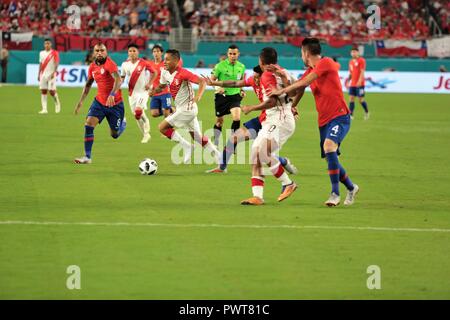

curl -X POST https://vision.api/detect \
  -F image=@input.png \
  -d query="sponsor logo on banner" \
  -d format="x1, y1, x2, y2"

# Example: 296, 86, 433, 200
26, 64, 450, 93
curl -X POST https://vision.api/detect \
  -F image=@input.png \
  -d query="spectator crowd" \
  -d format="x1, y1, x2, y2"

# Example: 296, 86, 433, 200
0, 0, 170, 37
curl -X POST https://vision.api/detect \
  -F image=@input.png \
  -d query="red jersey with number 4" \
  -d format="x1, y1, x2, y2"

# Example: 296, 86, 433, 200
88, 57, 123, 106
349, 57, 366, 87
303, 57, 349, 127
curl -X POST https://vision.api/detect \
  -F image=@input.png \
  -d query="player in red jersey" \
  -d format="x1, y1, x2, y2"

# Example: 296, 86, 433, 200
147, 45, 174, 118
270, 38, 359, 206
73, 43, 126, 164
348, 47, 369, 120
202, 65, 299, 175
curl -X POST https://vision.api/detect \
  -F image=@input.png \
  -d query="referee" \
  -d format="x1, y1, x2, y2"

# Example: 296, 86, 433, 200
210, 44, 246, 146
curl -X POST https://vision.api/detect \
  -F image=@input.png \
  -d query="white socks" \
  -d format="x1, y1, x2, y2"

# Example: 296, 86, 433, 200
41, 94, 48, 112
52, 93, 61, 113
171, 131, 191, 149
251, 176, 265, 199
270, 162, 292, 186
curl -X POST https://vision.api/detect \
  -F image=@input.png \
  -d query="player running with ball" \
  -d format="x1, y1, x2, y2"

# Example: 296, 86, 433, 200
150, 49, 220, 165
270, 38, 359, 206
120, 43, 157, 143
240, 48, 298, 205
73, 43, 126, 164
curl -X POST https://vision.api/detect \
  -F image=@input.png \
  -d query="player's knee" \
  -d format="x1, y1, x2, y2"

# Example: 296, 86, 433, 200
111, 132, 119, 139
41, 90, 48, 95
134, 108, 143, 120
323, 139, 338, 153
49, 90, 56, 96
151, 111, 160, 118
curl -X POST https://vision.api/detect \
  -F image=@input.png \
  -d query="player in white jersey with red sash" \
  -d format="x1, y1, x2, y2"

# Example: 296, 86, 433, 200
120, 44, 157, 143
240, 48, 298, 205
151, 49, 220, 165
38, 39, 61, 114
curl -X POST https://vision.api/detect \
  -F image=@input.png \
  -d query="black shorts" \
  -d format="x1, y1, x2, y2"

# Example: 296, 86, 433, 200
214, 93, 242, 117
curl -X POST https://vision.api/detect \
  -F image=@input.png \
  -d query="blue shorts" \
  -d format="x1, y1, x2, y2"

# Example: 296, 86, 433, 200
87, 98, 125, 132
150, 93, 172, 112
319, 114, 351, 158
348, 86, 365, 97
243, 117, 262, 139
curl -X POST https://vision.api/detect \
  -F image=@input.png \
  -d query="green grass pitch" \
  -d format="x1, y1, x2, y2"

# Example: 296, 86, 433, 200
0, 85, 450, 299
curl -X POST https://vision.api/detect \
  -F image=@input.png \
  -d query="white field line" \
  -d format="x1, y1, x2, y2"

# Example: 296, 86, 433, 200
0, 220, 449, 233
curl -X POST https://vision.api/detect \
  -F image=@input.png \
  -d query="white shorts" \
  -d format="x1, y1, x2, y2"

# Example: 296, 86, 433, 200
39, 76, 56, 91
252, 115, 295, 152
166, 107, 201, 133
128, 93, 149, 111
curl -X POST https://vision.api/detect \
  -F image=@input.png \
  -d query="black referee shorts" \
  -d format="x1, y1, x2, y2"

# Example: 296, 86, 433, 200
214, 93, 242, 117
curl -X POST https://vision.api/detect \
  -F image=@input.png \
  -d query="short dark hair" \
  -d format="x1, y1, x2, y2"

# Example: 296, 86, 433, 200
152, 44, 164, 52
351, 47, 359, 52
128, 43, 139, 50
301, 37, 321, 55
166, 49, 180, 60
228, 44, 239, 50
44, 38, 52, 43
253, 65, 263, 74
259, 47, 278, 65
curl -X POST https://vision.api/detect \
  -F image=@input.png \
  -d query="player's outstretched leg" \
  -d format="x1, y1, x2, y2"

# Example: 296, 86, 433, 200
338, 163, 359, 205
159, 120, 192, 164
190, 130, 221, 165
206, 127, 253, 173
277, 156, 298, 175
75, 117, 99, 164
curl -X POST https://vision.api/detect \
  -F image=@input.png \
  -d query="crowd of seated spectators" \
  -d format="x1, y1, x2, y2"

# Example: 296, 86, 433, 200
0, 0, 170, 36
185, 0, 436, 41
1, 0, 448, 42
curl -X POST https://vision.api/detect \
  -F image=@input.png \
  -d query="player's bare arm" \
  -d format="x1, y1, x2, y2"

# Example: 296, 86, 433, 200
270, 72, 318, 97
241, 96, 277, 115
291, 88, 304, 120
202, 75, 246, 88
194, 77, 206, 103
150, 83, 167, 96
106, 71, 122, 107
74, 77, 94, 114
38, 63, 42, 81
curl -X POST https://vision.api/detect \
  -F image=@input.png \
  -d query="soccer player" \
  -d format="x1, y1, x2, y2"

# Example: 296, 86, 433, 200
120, 43, 157, 143
348, 47, 369, 120
151, 49, 220, 164
38, 39, 61, 114
237, 48, 298, 205
270, 38, 359, 206
203, 65, 299, 175
73, 43, 126, 164
210, 44, 246, 146
147, 45, 174, 118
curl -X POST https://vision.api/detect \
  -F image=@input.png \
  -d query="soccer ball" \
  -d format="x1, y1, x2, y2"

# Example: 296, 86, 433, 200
139, 158, 158, 175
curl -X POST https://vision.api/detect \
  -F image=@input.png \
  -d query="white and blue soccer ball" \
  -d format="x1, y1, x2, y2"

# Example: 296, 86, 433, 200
139, 158, 158, 175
